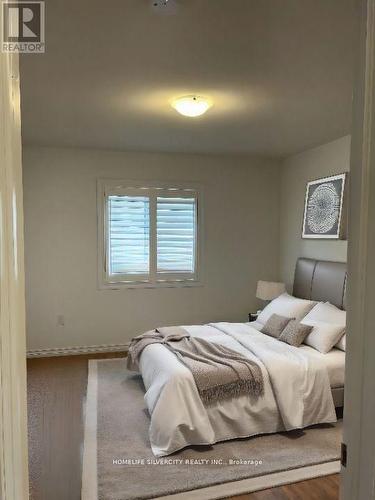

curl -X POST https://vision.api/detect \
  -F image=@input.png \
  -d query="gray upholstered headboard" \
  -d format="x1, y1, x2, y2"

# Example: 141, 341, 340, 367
293, 258, 347, 310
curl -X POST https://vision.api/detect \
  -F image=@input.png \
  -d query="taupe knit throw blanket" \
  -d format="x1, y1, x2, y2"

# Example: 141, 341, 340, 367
127, 326, 264, 405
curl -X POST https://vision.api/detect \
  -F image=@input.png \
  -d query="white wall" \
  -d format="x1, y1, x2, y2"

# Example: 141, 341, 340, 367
280, 136, 350, 290
23, 147, 281, 350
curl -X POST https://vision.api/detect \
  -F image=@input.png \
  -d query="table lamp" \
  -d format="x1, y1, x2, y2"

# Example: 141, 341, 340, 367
256, 280, 286, 304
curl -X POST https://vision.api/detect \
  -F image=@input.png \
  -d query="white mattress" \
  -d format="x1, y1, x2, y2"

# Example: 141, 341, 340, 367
248, 321, 345, 388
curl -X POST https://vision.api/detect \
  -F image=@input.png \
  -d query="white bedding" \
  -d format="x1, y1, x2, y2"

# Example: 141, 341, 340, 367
300, 345, 345, 388
249, 321, 345, 388
139, 322, 337, 456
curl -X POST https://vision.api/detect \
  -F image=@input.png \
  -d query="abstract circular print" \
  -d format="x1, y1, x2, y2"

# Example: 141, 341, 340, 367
307, 182, 340, 234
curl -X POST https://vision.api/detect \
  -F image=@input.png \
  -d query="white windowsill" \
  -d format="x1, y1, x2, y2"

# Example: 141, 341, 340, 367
98, 280, 203, 290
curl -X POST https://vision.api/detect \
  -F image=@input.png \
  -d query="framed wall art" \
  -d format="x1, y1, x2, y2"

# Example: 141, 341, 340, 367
302, 173, 347, 239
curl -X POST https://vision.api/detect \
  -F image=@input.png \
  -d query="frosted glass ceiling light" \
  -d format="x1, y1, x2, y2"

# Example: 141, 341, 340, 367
172, 95, 212, 117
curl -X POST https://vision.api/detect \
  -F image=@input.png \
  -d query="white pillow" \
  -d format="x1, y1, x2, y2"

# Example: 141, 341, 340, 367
304, 301, 346, 327
301, 302, 346, 353
319, 302, 347, 351
257, 293, 316, 325
336, 333, 346, 351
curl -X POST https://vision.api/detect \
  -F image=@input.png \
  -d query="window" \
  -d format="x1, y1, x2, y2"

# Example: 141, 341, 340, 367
98, 180, 201, 288
108, 195, 150, 276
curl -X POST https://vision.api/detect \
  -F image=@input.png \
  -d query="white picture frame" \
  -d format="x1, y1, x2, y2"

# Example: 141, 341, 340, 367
302, 173, 347, 239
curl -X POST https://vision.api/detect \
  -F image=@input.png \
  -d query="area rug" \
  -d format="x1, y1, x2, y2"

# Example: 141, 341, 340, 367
82, 358, 342, 500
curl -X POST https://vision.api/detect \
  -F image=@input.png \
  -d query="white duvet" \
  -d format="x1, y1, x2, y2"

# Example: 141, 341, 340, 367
138, 322, 336, 456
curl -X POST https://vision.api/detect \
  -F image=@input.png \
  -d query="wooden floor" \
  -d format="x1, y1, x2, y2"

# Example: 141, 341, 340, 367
27, 354, 340, 500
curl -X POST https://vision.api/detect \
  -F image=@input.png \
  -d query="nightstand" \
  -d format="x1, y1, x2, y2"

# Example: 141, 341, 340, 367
248, 313, 258, 322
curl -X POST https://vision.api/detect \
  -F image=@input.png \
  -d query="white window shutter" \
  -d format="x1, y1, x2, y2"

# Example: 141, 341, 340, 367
108, 195, 150, 275
157, 197, 196, 274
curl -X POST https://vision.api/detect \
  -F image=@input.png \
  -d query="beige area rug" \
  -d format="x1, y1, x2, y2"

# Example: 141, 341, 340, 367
82, 359, 342, 500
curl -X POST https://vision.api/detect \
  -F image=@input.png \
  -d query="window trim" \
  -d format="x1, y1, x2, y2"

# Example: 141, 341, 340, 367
97, 179, 203, 289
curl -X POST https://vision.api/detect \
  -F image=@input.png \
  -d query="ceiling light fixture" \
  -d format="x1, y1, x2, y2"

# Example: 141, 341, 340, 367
171, 95, 212, 117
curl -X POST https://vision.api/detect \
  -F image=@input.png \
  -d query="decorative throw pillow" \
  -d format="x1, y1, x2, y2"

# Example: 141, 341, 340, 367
261, 314, 292, 338
257, 293, 317, 325
279, 320, 313, 347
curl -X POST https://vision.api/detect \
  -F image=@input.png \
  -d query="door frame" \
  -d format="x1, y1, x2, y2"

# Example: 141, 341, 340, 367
1, 2, 375, 500
0, 49, 29, 499
342, 0, 375, 499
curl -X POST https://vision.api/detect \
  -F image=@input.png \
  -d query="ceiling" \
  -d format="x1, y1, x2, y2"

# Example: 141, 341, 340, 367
20, 0, 357, 158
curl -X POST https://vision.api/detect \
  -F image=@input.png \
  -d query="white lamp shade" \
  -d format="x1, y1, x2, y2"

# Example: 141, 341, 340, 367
256, 280, 286, 301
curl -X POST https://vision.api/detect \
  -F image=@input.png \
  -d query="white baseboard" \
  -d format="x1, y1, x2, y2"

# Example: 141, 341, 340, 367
27, 343, 130, 358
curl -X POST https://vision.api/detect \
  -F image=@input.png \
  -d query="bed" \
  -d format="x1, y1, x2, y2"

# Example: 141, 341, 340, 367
292, 257, 346, 407
136, 258, 346, 456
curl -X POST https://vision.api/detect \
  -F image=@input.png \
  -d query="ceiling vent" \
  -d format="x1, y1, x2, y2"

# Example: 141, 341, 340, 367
151, 0, 177, 15
152, 0, 169, 8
